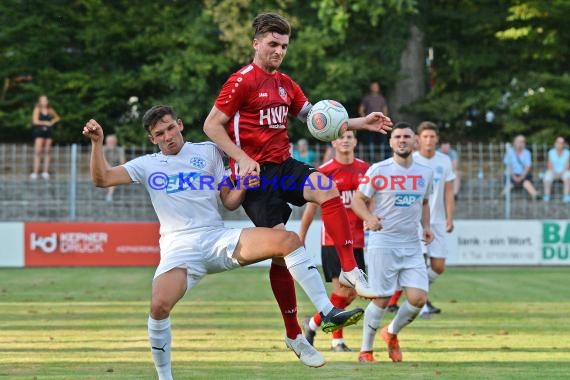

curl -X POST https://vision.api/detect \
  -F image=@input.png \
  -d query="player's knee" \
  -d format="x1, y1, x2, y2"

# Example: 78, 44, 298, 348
150, 297, 174, 319
432, 265, 445, 275
281, 231, 302, 254
407, 293, 427, 308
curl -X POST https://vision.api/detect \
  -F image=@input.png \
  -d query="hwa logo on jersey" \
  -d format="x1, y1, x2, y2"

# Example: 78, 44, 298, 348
394, 193, 421, 207
259, 106, 288, 128
340, 190, 354, 206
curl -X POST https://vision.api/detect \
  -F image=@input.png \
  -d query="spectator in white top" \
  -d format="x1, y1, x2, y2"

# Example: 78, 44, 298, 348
543, 136, 570, 203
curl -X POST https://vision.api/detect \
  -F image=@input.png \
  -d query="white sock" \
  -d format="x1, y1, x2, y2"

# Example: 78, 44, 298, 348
361, 302, 386, 352
388, 301, 421, 335
331, 338, 344, 347
284, 247, 333, 315
309, 317, 319, 331
148, 316, 173, 380
428, 268, 440, 284
420, 303, 429, 314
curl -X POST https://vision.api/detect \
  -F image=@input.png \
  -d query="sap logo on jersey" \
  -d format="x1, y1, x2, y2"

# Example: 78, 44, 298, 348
394, 193, 421, 207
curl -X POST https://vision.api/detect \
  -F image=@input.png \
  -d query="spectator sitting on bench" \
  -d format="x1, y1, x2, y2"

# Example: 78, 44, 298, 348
502, 134, 538, 199
543, 136, 570, 203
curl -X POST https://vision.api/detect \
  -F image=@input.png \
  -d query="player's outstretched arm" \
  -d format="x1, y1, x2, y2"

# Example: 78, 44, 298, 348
203, 106, 260, 176
298, 202, 318, 245
82, 119, 131, 188
347, 112, 393, 134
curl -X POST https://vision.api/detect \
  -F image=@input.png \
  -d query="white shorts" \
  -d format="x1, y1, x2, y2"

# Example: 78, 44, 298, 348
367, 246, 428, 297
421, 223, 448, 259
154, 227, 242, 291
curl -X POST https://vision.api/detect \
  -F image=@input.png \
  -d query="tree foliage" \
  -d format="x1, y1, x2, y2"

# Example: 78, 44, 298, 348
1, 0, 566, 146
411, 0, 569, 143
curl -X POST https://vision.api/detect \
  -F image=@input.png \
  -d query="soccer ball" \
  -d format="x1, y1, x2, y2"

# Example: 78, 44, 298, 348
307, 100, 349, 142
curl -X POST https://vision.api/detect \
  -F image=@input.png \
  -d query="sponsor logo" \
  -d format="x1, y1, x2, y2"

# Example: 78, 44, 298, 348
258, 92, 268, 97
542, 222, 570, 261
394, 193, 421, 207
30, 233, 57, 253
30, 232, 108, 253
259, 106, 288, 129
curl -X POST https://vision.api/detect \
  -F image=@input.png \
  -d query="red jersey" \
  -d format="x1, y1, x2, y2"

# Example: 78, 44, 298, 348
318, 158, 370, 248
215, 63, 309, 175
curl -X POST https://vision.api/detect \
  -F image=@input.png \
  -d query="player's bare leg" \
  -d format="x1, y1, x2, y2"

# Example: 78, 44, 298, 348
148, 268, 187, 380
304, 171, 378, 298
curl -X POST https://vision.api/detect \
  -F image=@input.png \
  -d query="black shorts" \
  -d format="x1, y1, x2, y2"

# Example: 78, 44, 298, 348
506, 173, 533, 188
242, 158, 317, 227
321, 246, 365, 282
32, 125, 53, 139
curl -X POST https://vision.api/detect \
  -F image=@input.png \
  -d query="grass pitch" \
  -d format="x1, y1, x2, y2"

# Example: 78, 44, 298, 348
1, 267, 569, 379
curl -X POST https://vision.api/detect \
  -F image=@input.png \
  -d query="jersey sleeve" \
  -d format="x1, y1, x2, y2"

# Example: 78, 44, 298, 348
358, 165, 377, 198
211, 145, 227, 184
444, 155, 456, 182
424, 171, 434, 199
214, 73, 250, 118
122, 156, 147, 184
287, 78, 309, 117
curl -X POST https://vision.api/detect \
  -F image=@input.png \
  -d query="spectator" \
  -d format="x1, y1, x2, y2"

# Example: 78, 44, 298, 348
502, 135, 538, 198
543, 136, 570, 203
30, 95, 60, 180
358, 81, 390, 161
292, 138, 317, 166
103, 134, 126, 202
439, 141, 461, 199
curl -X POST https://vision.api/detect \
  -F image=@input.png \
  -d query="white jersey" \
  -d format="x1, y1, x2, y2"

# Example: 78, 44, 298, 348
413, 151, 455, 224
123, 142, 227, 239
358, 158, 433, 248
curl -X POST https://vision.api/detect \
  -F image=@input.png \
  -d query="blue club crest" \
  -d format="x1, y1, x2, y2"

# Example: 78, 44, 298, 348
189, 157, 206, 169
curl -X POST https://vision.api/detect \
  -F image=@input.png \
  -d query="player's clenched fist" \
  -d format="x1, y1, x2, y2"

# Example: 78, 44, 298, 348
82, 119, 104, 143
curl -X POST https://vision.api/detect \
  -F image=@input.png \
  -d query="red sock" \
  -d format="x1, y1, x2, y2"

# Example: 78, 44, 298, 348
270, 263, 302, 339
320, 197, 357, 271
388, 290, 403, 306
312, 311, 322, 326
330, 293, 349, 339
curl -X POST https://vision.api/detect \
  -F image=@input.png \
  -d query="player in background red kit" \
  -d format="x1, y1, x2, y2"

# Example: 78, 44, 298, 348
203, 13, 391, 366
299, 130, 370, 352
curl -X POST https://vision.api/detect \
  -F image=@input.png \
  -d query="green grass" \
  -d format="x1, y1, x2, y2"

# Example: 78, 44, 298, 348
1, 267, 570, 379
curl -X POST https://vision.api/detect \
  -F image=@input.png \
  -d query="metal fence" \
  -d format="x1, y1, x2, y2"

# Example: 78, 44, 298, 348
0, 142, 568, 222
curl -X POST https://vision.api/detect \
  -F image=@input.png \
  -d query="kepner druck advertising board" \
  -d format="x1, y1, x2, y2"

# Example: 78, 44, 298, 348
24, 222, 160, 266
445, 220, 570, 266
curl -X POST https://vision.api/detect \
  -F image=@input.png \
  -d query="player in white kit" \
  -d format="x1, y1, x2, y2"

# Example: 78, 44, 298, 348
83, 105, 365, 379
413, 121, 455, 318
351, 122, 434, 363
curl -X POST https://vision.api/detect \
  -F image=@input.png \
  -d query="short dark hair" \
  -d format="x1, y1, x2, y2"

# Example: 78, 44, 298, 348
142, 105, 178, 132
391, 121, 414, 134
416, 121, 439, 136
252, 13, 291, 38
